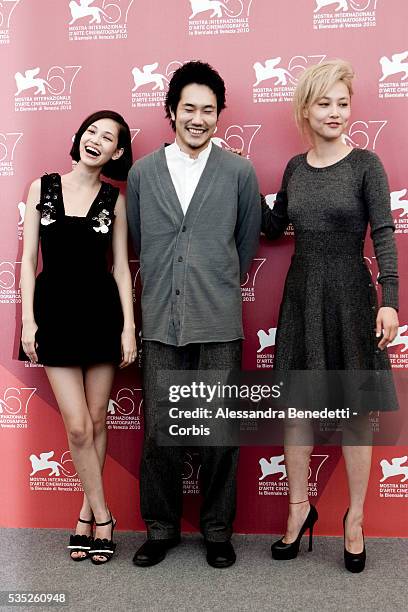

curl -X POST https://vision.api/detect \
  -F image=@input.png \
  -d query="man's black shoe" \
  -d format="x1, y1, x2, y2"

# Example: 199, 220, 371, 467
205, 540, 236, 568
132, 537, 180, 567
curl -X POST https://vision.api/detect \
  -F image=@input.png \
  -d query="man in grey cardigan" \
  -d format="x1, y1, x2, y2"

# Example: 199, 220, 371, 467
127, 61, 260, 568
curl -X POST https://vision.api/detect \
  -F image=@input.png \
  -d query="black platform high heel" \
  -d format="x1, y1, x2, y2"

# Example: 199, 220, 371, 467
89, 511, 117, 565
271, 501, 318, 560
343, 509, 366, 573
67, 516, 94, 561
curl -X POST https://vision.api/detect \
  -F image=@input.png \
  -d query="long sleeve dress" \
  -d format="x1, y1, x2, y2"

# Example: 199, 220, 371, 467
262, 148, 399, 411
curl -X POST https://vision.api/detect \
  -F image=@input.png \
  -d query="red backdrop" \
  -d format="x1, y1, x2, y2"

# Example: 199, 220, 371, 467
1, 0, 407, 536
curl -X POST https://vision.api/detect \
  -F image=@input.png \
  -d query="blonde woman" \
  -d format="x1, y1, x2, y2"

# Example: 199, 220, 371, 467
262, 61, 399, 572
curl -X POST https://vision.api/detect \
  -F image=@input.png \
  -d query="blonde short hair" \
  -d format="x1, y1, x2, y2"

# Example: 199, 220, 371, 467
293, 60, 354, 135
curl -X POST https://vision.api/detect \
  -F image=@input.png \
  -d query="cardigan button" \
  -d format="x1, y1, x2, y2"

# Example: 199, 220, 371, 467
182, 226, 187, 232
178, 256, 183, 262
176, 289, 180, 296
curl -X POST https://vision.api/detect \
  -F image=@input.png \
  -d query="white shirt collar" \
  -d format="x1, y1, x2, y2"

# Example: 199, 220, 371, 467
167, 139, 212, 163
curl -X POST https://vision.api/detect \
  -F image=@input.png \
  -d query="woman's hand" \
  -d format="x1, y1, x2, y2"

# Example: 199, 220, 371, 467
119, 327, 137, 368
376, 306, 399, 350
21, 320, 39, 363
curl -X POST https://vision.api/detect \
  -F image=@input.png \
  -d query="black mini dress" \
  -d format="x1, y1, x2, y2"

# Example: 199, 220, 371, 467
19, 173, 123, 366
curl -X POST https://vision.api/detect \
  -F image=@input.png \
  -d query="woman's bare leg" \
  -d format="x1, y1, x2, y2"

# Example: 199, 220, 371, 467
45, 366, 111, 558
342, 413, 372, 553
77, 364, 115, 519
81, 363, 116, 549
282, 419, 314, 543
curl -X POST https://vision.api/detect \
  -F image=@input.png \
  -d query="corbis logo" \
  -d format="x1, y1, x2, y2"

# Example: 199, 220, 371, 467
258, 453, 329, 496
68, 0, 134, 41
0, 260, 21, 304
212, 124, 261, 159
107, 387, 142, 430
313, 0, 378, 30
0, 387, 36, 430
0, 130, 23, 176
29, 450, 82, 492
378, 51, 408, 100
0, 0, 22, 45
379, 455, 408, 499
14, 65, 82, 113
131, 61, 183, 109
241, 257, 266, 303
183, 450, 201, 495
253, 54, 327, 104
188, 0, 253, 36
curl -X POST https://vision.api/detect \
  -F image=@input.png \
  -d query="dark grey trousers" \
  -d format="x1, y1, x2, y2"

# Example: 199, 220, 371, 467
140, 339, 242, 542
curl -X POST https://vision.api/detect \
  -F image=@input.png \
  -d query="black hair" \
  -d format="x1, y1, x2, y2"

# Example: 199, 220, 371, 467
70, 110, 133, 180
165, 61, 226, 131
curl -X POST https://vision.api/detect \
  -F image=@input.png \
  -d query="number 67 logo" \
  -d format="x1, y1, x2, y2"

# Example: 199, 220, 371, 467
14, 66, 82, 97
0, 132, 23, 162
241, 258, 266, 288
0, 0, 21, 29
0, 261, 21, 289
0, 387, 36, 414
342, 120, 387, 150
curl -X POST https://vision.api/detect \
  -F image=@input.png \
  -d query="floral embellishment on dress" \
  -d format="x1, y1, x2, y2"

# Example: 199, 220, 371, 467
92, 208, 111, 234
40, 202, 56, 225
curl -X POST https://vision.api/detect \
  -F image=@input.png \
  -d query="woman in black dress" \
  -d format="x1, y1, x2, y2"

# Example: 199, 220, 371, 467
19, 110, 136, 564
262, 61, 399, 572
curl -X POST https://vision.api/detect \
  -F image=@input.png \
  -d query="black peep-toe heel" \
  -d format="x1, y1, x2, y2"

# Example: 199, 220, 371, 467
89, 512, 117, 565
67, 517, 94, 561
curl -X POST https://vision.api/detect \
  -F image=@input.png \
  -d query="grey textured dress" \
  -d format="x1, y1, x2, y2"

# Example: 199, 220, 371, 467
262, 148, 398, 411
